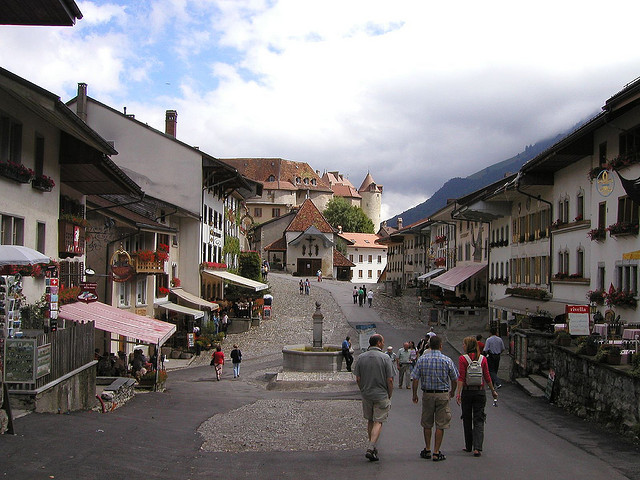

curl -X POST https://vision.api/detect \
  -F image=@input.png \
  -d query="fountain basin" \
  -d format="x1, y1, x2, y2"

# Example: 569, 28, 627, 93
282, 344, 344, 372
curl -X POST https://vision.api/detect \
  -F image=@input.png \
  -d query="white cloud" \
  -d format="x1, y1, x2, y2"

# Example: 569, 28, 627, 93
3, 0, 640, 221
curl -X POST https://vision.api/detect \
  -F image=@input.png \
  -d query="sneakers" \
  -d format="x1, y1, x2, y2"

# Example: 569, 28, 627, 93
365, 448, 379, 461
420, 449, 432, 459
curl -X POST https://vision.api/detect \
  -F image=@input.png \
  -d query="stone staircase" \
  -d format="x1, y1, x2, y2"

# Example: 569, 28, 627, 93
515, 372, 548, 398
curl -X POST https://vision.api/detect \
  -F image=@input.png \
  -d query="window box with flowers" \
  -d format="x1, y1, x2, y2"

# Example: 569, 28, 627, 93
607, 221, 639, 236
608, 151, 640, 171
171, 277, 181, 287
201, 262, 228, 270
434, 235, 446, 244
158, 286, 170, 296
587, 289, 605, 305
0, 161, 34, 183
588, 166, 609, 181
587, 227, 606, 241
133, 246, 168, 273
553, 273, 589, 284
505, 287, 551, 300
604, 288, 637, 309
32, 174, 55, 192
433, 257, 446, 268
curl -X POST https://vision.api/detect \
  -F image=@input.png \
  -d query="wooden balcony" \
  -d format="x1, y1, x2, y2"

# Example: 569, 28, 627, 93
133, 255, 165, 273
58, 219, 85, 258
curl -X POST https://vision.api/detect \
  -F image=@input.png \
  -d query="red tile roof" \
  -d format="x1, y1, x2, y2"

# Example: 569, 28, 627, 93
264, 237, 287, 251
334, 249, 355, 267
285, 199, 334, 233
221, 158, 333, 193
339, 232, 385, 249
359, 172, 383, 193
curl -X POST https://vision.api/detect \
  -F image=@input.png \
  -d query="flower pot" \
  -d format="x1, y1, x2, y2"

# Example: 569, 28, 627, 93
585, 345, 598, 356
606, 353, 621, 365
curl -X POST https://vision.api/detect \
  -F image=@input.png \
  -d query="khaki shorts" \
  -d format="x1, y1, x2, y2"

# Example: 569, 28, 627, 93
421, 392, 452, 429
362, 397, 391, 423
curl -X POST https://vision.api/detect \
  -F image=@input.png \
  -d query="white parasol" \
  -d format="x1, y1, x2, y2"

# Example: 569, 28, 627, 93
0, 245, 51, 266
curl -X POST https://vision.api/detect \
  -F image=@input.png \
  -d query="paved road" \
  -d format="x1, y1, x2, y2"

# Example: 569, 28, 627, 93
1, 276, 638, 479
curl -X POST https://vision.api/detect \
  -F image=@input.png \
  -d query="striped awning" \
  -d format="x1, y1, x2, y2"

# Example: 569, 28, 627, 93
430, 264, 487, 291
59, 301, 176, 346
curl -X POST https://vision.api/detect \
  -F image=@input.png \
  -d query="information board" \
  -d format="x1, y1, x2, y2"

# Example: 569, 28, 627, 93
355, 323, 376, 351
36, 343, 51, 379
4, 338, 36, 383
567, 305, 590, 336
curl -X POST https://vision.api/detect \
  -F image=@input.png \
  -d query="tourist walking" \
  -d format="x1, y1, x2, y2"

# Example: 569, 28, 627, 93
411, 335, 458, 462
456, 336, 498, 457
221, 311, 229, 333
397, 342, 412, 389
386, 346, 398, 379
483, 327, 505, 388
358, 286, 364, 307
367, 289, 373, 307
409, 341, 418, 370
304, 279, 310, 295
300, 279, 304, 295
211, 345, 225, 381
353, 286, 358, 304
353, 334, 394, 462
342, 336, 354, 372
317, 269, 322, 282
230, 344, 242, 378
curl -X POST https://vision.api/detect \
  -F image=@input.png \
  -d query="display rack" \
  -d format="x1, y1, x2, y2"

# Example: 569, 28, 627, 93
0, 276, 22, 338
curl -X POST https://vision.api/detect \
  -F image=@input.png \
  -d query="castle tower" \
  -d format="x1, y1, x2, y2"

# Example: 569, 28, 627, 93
358, 172, 383, 231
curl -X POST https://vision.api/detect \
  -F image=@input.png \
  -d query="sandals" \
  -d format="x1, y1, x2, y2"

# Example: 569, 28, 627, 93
432, 452, 446, 462
420, 449, 431, 459
365, 448, 379, 462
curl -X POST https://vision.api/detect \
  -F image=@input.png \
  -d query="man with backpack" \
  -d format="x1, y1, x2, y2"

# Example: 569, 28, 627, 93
455, 336, 498, 457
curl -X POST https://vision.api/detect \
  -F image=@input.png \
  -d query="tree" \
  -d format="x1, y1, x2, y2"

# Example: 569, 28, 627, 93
323, 197, 375, 233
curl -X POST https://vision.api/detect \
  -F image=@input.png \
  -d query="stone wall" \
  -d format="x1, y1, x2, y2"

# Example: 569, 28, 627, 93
550, 346, 640, 435
511, 329, 554, 378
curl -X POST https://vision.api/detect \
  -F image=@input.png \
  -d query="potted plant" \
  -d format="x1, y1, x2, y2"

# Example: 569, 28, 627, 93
576, 335, 599, 356
595, 344, 621, 365
555, 330, 572, 347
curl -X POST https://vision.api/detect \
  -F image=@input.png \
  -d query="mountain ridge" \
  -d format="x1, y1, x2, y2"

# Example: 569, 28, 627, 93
385, 119, 593, 228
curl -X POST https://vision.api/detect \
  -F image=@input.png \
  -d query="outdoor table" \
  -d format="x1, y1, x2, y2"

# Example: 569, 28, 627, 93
622, 328, 640, 340
592, 324, 608, 336
621, 349, 634, 364
554, 323, 568, 332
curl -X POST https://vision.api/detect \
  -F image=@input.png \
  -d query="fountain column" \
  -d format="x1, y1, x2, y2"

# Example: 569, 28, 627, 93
312, 302, 323, 349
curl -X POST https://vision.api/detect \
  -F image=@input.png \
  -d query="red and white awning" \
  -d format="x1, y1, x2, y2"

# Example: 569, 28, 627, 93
59, 301, 176, 346
429, 264, 487, 291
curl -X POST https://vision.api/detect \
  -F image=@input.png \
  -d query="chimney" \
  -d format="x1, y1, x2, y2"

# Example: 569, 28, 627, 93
77, 83, 87, 122
165, 110, 177, 137
382, 220, 387, 227
338, 225, 343, 234
397, 217, 403, 229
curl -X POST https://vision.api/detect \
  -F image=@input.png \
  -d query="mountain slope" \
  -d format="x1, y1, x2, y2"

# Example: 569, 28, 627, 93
386, 126, 585, 228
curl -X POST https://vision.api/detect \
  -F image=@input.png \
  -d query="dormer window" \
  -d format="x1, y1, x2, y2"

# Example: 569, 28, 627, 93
304, 178, 309, 185
296, 177, 301, 184
311, 179, 317, 186
267, 175, 275, 182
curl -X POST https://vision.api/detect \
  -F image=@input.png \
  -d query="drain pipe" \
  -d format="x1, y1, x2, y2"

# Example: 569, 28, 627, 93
515, 172, 554, 292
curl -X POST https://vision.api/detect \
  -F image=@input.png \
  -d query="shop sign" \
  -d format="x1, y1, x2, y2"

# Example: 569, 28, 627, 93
187, 333, 195, 348
567, 304, 590, 336
110, 246, 135, 283
596, 170, 615, 197
78, 283, 98, 303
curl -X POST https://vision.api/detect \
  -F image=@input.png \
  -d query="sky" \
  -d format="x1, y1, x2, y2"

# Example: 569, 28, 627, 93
2, 0, 640, 222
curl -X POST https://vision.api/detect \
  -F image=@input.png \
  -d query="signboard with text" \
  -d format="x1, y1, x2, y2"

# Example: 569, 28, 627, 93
567, 305, 590, 336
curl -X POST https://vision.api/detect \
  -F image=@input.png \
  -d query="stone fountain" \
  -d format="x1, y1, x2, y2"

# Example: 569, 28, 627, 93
282, 302, 344, 372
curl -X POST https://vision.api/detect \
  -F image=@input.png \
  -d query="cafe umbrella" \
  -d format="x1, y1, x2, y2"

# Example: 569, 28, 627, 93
0, 245, 50, 266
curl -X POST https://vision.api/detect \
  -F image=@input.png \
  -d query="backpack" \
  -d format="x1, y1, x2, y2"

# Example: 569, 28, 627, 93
463, 354, 484, 386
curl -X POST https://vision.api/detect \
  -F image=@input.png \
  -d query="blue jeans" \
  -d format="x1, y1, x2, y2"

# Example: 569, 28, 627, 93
233, 362, 240, 377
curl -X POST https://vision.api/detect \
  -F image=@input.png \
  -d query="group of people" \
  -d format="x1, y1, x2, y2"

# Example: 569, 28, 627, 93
210, 344, 243, 380
354, 328, 505, 462
95, 348, 159, 381
299, 279, 311, 295
353, 285, 374, 307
